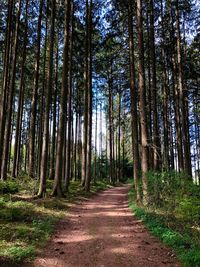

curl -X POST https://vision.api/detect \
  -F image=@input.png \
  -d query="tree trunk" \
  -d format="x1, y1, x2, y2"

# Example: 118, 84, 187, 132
118, 91, 121, 183
161, 0, 169, 170
12, 0, 29, 178
146, 12, 153, 170
128, 0, 140, 201
99, 102, 103, 179
29, 0, 44, 178
149, 0, 160, 170
172, 57, 184, 172
37, 9, 48, 178
1, 0, 22, 180
136, 0, 149, 205
38, 0, 56, 197
65, 1, 74, 190
53, 0, 71, 197
85, 0, 93, 192
0, 0, 14, 174
175, 0, 192, 177
108, 76, 114, 184
94, 91, 98, 183
49, 46, 58, 180
81, 0, 89, 187
168, 0, 184, 172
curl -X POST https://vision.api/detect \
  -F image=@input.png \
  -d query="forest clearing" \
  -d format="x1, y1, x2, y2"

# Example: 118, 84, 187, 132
0, 0, 199, 266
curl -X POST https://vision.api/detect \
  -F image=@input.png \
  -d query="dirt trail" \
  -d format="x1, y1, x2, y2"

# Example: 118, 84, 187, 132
26, 186, 180, 267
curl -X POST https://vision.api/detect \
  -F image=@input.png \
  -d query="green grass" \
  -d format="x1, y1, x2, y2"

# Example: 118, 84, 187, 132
128, 188, 200, 267
0, 179, 112, 265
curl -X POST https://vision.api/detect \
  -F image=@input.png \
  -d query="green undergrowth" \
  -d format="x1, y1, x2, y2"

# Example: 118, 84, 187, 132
0, 179, 112, 265
129, 187, 200, 267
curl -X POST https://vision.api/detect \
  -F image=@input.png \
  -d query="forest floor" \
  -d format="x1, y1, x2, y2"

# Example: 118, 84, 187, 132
24, 185, 180, 267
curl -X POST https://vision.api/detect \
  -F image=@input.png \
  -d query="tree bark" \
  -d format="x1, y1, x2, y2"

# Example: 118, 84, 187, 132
149, 0, 160, 170
53, 0, 71, 197
175, 0, 192, 177
85, 0, 93, 192
65, 1, 74, 190
12, 0, 29, 178
108, 74, 114, 184
1, 0, 22, 180
136, 0, 149, 205
38, 0, 56, 197
0, 0, 14, 173
82, 1, 88, 187
161, 0, 170, 170
128, 0, 140, 201
118, 91, 121, 183
29, 0, 44, 178
49, 46, 58, 180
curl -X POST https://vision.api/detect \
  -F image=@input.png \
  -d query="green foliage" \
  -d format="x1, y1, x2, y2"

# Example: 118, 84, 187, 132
175, 196, 200, 225
0, 180, 19, 194
0, 195, 61, 262
4, 246, 35, 262
147, 171, 200, 221
0, 200, 35, 221
180, 248, 200, 267
16, 175, 39, 195
92, 180, 112, 191
129, 178, 200, 267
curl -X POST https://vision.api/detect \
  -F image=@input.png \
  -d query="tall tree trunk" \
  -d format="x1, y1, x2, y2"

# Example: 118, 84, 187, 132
161, 0, 170, 170
169, 97, 175, 170
49, 46, 58, 180
81, 0, 89, 187
105, 118, 108, 180
37, 10, 48, 178
12, 0, 29, 178
73, 108, 78, 181
108, 75, 114, 184
1, 0, 22, 180
128, 0, 140, 201
99, 102, 103, 179
38, 0, 56, 197
149, 0, 160, 170
146, 12, 153, 170
175, 0, 192, 177
136, 0, 149, 205
53, 0, 71, 197
78, 112, 82, 180
168, 0, 184, 172
65, 1, 74, 190
0, 0, 14, 173
85, 0, 93, 192
94, 91, 98, 183
172, 57, 184, 172
29, 0, 44, 177
118, 91, 121, 183
70, 115, 74, 180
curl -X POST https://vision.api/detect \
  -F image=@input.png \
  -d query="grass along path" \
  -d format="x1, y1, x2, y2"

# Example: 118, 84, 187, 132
0, 180, 111, 266
128, 188, 200, 267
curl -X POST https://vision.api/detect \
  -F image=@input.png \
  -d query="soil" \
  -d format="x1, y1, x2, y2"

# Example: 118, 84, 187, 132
24, 185, 180, 267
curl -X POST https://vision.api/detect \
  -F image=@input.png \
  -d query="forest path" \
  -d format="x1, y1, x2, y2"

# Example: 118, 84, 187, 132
27, 186, 180, 267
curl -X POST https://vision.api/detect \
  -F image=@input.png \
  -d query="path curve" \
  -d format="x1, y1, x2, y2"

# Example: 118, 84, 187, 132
26, 186, 180, 267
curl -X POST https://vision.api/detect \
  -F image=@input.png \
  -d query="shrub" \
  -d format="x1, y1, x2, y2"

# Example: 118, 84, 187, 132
146, 171, 200, 226
0, 180, 19, 194
175, 196, 200, 225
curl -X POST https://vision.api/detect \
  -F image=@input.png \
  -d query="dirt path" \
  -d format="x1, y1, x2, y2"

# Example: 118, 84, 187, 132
26, 186, 180, 267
